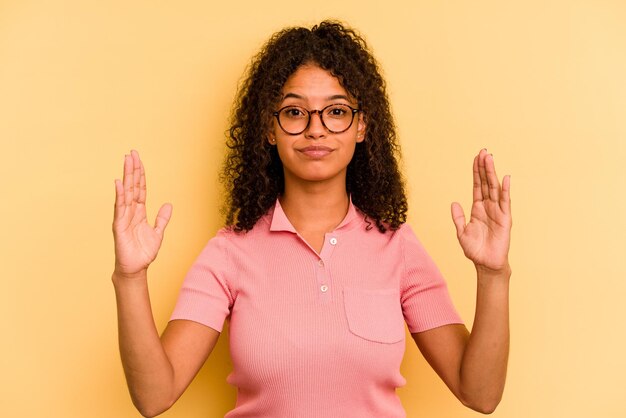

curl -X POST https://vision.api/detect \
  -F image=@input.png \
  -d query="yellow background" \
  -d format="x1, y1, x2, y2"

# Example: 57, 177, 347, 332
1, 1, 625, 417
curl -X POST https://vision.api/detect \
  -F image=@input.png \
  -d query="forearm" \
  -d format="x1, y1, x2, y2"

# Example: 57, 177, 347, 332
112, 271, 175, 417
459, 265, 510, 414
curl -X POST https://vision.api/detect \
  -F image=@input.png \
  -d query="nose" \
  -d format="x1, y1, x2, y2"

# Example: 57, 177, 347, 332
305, 110, 326, 140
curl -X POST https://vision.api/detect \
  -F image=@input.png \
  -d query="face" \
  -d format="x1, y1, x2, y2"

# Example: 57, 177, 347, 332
269, 64, 366, 188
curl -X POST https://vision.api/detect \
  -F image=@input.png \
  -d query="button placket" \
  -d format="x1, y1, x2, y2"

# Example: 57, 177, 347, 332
315, 258, 331, 303
314, 233, 339, 303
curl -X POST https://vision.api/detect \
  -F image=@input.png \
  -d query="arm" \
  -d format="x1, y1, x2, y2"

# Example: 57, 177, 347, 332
412, 149, 511, 414
112, 151, 219, 417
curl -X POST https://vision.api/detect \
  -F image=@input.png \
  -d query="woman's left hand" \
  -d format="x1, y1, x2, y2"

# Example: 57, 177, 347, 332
451, 149, 512, 273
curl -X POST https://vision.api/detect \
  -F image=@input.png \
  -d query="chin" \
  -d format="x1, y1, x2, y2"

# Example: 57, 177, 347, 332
285, 169, 346, 185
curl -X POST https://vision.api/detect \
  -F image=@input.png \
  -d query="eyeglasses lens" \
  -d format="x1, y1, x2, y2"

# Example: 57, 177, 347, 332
278, 104, 355, 134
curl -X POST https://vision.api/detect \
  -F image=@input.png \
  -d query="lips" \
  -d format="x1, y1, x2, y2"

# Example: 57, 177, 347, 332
298, 145, 334, 159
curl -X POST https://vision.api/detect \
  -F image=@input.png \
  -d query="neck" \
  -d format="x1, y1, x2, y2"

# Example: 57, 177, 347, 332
280, 179, 350, 234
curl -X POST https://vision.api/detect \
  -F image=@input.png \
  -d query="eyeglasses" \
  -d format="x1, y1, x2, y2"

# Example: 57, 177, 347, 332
273, 104, 360, 135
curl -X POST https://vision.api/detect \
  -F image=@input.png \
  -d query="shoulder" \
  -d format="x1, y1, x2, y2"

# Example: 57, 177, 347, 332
393, 222, 424, 247
216, 206, 274, 238
369, 222, 431, 265
366, 220, 418, 246
353, 205, 416, 242
203, 210, 273, 253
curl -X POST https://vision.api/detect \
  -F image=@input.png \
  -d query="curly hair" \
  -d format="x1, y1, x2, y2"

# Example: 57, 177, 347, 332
222, 20, 407, 233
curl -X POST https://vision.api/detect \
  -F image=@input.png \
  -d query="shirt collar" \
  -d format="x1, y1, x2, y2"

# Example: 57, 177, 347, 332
269, 197, 361, 233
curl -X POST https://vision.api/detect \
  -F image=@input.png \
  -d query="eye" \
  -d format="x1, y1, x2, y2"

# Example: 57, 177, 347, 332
282, 106, 307, 119
325, 105, 349, 118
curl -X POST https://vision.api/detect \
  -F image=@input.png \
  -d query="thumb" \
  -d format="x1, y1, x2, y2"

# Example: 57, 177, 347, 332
154, 203, 173, 235
450, 202, 466, 239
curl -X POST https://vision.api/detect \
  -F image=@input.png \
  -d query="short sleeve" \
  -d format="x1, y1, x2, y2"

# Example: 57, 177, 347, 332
399, 224, 464, 333
169, 231, 234, 332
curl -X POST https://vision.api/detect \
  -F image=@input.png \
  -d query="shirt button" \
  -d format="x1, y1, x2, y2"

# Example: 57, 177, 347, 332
320, 285, 329, 293
329, 237, 338, 245
318, 259, 324, 267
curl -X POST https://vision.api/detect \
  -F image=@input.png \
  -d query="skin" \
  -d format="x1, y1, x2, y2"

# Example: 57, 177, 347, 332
413, 149, 511, 413
112, 152, 218, 417
112, 65, 511, 416
269, 64, 366, 253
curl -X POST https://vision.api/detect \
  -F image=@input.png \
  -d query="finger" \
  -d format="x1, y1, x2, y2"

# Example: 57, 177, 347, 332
478, 149, 490, 201
500, 174, 511, 214
138, 158, 147, 204
154, 203, 173, 235
451, 202, 466, 239
485, 153, 500, 201
131, 150, 141, 202
123, 154, 133, 206
472, 155, 482, 202
113, 179, 125, 221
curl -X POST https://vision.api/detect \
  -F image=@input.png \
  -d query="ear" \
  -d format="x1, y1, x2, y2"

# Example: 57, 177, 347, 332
267, 125, 277, 145
356, 113, 366, 143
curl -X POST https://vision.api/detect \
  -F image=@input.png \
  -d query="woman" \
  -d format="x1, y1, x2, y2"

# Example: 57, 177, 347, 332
112, 21, 511, 417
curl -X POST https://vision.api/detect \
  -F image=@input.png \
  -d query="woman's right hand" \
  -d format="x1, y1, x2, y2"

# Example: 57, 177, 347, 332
113, 150, 172, 279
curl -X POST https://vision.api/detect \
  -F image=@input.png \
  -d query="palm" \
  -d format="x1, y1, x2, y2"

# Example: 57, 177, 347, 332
113, 151, 172, 277
452, 150, 511, 272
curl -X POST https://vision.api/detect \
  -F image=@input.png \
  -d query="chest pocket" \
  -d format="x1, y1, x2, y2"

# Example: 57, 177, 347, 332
343, 287, 405, 344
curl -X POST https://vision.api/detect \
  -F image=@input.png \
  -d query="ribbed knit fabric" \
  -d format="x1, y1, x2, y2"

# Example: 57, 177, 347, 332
170, 200, 463, 417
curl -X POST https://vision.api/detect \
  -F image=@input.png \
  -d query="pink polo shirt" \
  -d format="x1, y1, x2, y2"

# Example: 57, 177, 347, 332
170, 200, 463, 417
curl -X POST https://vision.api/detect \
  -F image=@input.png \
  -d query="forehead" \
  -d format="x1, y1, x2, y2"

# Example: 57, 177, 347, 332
281, 64, 349, 100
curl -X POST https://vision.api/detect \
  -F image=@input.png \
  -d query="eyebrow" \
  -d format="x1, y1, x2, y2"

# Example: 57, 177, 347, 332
282, 93, 351, 101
